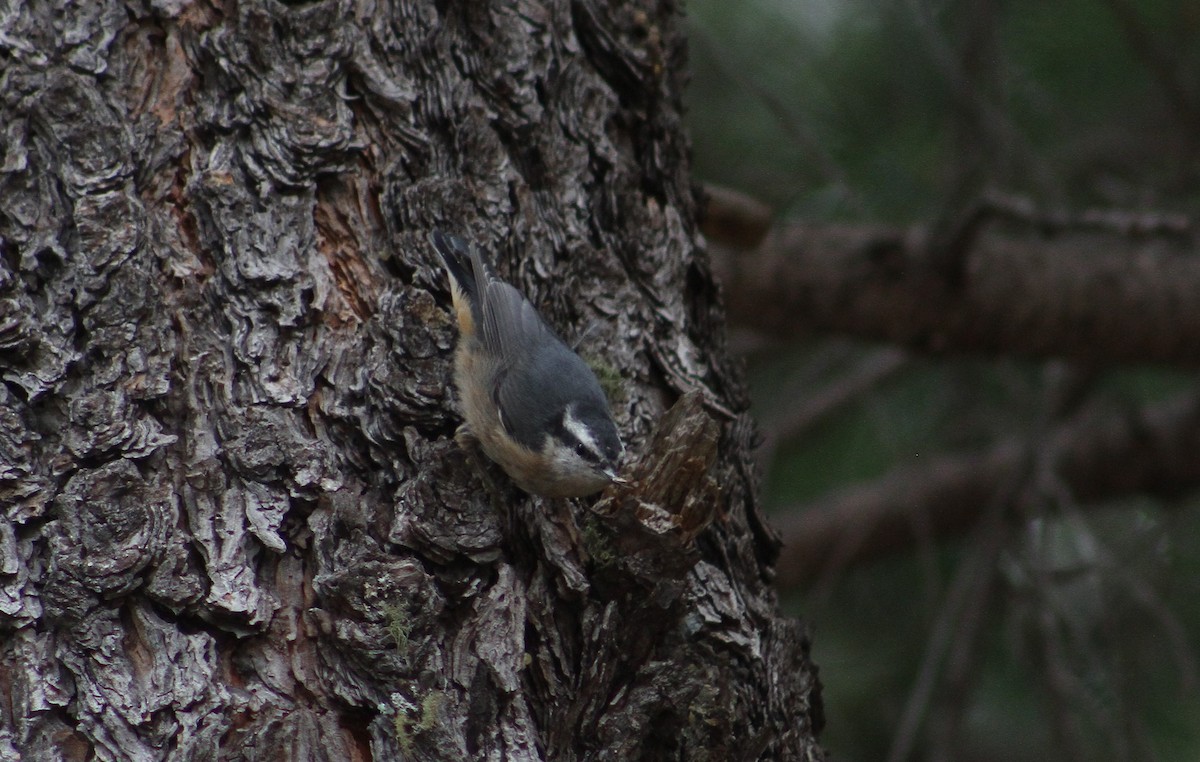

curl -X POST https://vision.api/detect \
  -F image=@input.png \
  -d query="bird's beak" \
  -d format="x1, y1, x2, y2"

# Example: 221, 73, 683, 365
604, 467, 627, 484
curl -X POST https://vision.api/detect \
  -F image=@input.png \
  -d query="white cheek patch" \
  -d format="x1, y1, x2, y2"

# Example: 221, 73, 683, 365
561, 405, 599, 456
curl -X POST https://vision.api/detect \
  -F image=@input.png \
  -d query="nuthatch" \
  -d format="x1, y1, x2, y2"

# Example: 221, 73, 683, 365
431, 230, 625, 498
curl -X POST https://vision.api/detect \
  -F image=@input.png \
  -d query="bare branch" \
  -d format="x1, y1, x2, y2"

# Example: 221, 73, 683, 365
774, 391, 1200, 589
981, 191, 1193, 238
714, 217, 1200, 367
698, 183, 774, 250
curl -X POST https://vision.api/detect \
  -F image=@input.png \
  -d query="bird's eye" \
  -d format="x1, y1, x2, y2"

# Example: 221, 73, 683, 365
573, 443, 591, 461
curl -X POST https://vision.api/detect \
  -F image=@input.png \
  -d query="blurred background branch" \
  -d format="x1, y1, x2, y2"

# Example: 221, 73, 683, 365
687, 0, 1200, 759
709, 209, 1200, 366
773, 388, 1200, 590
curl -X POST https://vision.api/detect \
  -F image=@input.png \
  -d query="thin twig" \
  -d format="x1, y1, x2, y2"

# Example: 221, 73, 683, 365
883, 482, 1011, 762
1102, 0, 1200, 139
688, 25, 866, 216
757, 346, 910, 473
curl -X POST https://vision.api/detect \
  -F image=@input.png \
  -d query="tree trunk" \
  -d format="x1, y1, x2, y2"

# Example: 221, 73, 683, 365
0, 1, 823, 760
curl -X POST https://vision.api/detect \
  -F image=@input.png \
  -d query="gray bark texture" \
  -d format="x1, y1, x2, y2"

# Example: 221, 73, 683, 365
0, 1, 823, 760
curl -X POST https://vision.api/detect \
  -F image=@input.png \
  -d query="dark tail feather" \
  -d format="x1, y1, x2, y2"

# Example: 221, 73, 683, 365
430, 229, 478, 301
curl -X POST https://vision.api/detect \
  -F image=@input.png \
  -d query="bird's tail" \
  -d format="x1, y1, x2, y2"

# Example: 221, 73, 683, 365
432, 229, 491, 338
430, 230, 479, 301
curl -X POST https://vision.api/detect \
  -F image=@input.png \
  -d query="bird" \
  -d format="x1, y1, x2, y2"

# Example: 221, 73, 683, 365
430, 229, 625, 498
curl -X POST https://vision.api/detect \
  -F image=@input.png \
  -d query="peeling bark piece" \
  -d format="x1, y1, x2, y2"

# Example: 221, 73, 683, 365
589, 389, 721, 594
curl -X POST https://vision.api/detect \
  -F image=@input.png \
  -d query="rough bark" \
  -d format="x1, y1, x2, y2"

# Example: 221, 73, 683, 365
0, 1, 822, 760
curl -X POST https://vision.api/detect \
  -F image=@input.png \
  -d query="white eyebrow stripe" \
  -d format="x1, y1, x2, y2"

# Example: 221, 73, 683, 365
561, 406, 599, 456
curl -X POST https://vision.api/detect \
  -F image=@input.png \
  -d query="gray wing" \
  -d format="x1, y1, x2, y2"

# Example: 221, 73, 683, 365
492, 338, 604, 452
478, 275, 598, 449
478, 274, 552, 364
